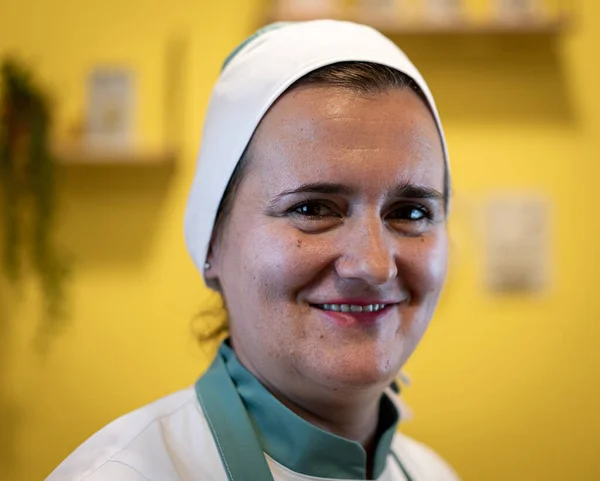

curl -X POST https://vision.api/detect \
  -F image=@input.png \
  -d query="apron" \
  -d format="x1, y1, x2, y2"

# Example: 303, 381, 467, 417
195, 352, 414, 481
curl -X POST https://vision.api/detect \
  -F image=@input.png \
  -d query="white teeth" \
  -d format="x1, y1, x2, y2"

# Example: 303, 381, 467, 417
319, 304, 387, 313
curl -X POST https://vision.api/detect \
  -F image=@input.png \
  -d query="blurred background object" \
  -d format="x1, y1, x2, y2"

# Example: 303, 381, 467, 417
0, 0, 598, 480
85, 68, 135, 151
424, 0, 465, 24
0, 58, 70, 338
494, 0, 545, 21
483, 193, 550, 293
273, 0, 343, 19
353, 0, 409, 26
268, 0, 572, 31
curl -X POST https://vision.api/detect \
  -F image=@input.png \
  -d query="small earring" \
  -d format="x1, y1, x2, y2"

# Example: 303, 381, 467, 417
204, 261, 212, 270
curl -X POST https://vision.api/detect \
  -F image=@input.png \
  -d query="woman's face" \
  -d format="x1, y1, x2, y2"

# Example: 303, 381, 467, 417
207, 85, 448, 398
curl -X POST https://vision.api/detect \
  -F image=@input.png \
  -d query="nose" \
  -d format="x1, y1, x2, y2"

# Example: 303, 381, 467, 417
335, 215, 398, 286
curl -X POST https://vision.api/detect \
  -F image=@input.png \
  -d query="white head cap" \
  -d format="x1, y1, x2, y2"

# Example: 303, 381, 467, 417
184, 20, 449, 288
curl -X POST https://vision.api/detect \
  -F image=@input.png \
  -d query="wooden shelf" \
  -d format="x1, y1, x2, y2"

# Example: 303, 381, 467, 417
54, 144, 176, 166
266, 11, 570, 36
378, 17, 570, 35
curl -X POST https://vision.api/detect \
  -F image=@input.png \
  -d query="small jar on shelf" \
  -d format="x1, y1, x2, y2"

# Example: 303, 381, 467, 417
419, 0, 465, 25
352, 0, 414, 27
272, 0, 344, 20
493, 0, 546, 23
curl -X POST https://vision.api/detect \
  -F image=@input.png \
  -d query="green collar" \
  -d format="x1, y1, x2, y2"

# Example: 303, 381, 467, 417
219, 341, 400, 480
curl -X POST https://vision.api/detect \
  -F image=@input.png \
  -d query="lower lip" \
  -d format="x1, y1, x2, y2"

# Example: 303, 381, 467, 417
313, 305, 394, 326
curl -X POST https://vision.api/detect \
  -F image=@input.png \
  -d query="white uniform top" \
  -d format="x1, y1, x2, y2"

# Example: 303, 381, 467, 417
47, 344, 459, 481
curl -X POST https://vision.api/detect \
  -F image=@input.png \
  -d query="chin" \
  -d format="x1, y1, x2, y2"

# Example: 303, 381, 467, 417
310, 352, 400, 392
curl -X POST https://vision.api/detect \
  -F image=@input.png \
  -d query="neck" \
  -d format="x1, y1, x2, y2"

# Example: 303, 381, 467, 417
254, 368, 384, 450
229, 342, 395, 479
268, 380, 383, 477
282, 390, 382, 469
231, 340, 385, 449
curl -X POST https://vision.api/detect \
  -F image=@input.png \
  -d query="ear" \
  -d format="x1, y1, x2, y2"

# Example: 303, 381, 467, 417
204, 240, 221, 282
203, 250, 223, 293
204, 258, 218, 281
205, 268, 219, 282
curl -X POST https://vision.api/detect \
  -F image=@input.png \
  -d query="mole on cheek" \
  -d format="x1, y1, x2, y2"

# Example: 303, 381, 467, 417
296, 239, 302, 248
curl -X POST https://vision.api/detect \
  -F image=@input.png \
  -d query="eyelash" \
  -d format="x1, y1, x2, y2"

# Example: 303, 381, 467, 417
287, 200, 340, 219
387, 204, 433, 222
286, 200, 433, 222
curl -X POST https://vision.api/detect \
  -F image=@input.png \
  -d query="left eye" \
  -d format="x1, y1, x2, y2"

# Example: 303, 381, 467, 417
388, 205, 430, 222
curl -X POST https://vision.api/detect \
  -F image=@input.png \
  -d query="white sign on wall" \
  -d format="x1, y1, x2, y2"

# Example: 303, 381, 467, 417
85, 68, 135, 151
484, 193, 550, 293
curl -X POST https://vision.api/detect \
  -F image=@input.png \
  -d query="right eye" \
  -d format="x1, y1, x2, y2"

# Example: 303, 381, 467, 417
289, 200, 339, 218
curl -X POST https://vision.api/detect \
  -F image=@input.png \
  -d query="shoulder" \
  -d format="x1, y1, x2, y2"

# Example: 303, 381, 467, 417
46, 387, 224, 481
57, 461, 151, 481
392, 433, 460, 481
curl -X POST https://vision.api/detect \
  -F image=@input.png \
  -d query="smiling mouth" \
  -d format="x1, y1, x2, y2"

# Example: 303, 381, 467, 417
313, 303, 390, 313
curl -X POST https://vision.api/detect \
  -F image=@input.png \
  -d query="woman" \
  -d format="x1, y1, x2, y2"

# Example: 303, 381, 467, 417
48, 20, 457, 481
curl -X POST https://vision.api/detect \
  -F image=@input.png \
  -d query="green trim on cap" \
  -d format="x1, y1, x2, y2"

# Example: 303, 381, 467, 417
222, 22, 294, 71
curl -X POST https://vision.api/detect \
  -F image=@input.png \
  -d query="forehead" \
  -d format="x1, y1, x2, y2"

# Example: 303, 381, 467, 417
246, 86, 445, 194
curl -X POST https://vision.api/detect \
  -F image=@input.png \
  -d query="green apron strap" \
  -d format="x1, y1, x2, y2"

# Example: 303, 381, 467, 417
391, 450, 415, 481
196, 350, 412, 481
195, 354, 276, 481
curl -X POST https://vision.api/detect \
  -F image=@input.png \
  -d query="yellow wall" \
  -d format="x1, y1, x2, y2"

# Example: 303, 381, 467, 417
1, 1, 599, 480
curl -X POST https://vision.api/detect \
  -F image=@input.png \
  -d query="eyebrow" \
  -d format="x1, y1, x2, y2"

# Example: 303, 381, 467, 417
391, 183, 445, 202
275, 183, 355, 199
273, 182, 445, 202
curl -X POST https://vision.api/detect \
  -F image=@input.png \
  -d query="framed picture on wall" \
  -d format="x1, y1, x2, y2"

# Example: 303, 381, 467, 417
483, 193, 550, 293
85, 68, 135, 151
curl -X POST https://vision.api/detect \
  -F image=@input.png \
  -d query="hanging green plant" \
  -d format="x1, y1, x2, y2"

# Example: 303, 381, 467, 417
0, 57, 70, 330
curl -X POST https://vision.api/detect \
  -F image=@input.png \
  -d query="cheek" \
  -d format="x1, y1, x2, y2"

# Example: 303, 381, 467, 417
395, 232, 448, 358
403, 232, 448, 299
393, 232, 448, 365
235, 224, 323, 303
